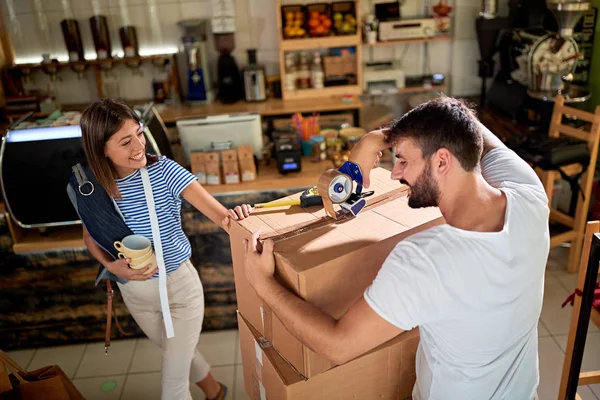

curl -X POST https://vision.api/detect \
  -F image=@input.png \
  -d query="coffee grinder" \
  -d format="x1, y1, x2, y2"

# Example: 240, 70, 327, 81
214, 33, 243, 103
482, 0, 593, 128
177, 20, 214, 102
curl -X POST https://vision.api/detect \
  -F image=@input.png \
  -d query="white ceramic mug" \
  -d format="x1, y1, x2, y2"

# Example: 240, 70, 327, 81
114, 235, 152, 258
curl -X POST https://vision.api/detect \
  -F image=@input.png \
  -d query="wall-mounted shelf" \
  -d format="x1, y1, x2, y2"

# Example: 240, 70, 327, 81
363, 35, 453, 47
276, 0, 363, 101
281, 34, 361, 51
284, 85, 362, 100
11, 54, 172, 71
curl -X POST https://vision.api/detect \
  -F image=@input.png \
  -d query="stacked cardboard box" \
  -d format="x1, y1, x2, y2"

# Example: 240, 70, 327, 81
237, 145, 257, 182
230, 168, 445, 399
221, 150, 240, 184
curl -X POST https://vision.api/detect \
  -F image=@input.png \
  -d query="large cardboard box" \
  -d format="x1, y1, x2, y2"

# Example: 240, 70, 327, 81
238, 312, 419, 400
230, 168, 443, 377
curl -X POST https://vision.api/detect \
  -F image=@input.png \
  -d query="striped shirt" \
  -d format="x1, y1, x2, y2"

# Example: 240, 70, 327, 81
115, 156, 196, 276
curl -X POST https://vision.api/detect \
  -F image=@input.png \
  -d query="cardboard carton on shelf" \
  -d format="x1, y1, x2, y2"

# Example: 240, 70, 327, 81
230, 167, 443, 377
238, 312, 419, 400
190, 151, 207, 184
204, 152, 221, 185
237, 145, 257, 182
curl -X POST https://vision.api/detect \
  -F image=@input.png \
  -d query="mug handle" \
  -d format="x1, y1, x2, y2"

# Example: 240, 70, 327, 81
118, 253, 127, 260
114, 241, 123, 251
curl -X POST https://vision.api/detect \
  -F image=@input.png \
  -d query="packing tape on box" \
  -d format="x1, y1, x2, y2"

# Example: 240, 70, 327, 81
258, 187, 408, 244
252, 376, 267, 400
260, 302, 274, 341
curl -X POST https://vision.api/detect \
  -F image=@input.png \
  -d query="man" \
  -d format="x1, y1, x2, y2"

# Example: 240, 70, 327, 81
243, 97, 549, 399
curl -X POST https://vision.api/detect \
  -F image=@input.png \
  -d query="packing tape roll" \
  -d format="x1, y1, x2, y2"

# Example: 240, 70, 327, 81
318, 169, 353, 204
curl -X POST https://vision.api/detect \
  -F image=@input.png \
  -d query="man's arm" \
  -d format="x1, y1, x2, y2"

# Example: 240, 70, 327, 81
244, 232, 403, 365
479, 122, 507, 159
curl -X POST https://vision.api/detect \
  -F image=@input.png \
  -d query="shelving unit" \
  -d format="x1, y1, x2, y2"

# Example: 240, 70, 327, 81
364, 35, 452, 47
276, 0, 363, 100
8, 54, 181, 99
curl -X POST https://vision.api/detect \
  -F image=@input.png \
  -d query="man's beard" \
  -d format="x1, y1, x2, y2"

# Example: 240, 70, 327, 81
400, 162, 440, 209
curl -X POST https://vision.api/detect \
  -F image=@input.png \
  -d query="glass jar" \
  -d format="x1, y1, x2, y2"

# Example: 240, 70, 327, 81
310, 135, 327, 162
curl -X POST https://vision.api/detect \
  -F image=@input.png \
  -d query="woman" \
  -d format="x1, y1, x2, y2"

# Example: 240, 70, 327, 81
72, 99, 251, 400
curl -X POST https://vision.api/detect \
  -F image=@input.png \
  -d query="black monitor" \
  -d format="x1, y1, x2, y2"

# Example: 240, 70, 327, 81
0, 125, 85, 227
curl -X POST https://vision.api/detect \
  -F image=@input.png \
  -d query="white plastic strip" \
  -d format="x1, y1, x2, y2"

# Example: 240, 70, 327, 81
254, 339, 263, 365
140, 167, 175, 338
259, 381, 266, 400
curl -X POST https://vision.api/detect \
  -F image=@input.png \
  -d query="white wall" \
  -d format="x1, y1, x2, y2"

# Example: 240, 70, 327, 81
2, 0, 508, 103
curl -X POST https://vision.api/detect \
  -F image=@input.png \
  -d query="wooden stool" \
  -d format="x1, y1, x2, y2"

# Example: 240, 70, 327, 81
558, 221, 600, 399
538, 96, 600, 273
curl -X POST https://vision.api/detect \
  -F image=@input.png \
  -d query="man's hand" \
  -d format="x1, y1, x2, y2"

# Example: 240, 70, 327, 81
348, 130, 389, 188
243, 231, 275, 293
222, 204, 253, 233
106, 258, 154, 281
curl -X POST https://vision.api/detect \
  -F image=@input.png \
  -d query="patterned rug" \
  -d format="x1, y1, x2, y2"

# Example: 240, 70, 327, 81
0, 188, 301, 350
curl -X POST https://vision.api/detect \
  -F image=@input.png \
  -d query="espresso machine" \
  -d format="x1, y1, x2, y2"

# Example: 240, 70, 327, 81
479, 0, 595, 128
177, 20, 214, 103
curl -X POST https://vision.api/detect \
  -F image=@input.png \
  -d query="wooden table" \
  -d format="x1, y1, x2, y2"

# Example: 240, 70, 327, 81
157, 95, 363, 124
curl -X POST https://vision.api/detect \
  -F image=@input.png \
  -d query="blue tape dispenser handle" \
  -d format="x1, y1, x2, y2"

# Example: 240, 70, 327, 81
338, 161, 363, 195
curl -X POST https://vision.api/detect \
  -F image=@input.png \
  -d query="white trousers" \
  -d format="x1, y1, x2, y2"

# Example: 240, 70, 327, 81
117, 259, 211, 400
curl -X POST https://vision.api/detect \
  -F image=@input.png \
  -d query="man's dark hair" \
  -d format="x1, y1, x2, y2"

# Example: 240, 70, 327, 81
385, 96, 483, 171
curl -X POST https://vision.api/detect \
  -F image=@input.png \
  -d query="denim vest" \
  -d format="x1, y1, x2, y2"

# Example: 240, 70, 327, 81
66, 164, 131, 286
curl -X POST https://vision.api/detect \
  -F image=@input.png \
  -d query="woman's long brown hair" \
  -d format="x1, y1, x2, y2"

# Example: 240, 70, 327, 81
80, 98, 157, 199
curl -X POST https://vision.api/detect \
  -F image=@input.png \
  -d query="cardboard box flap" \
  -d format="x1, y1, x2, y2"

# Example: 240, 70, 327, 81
240, 312, 305, 386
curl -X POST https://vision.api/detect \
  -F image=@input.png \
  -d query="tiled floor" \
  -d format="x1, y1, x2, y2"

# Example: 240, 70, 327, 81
5, 247, 600, 400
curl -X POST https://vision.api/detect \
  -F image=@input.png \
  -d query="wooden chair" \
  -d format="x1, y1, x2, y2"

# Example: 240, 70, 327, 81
558, 221, 600, 399
538, 96, 600, 273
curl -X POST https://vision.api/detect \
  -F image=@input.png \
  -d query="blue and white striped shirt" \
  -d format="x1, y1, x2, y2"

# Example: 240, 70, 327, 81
115, 156, 196, 276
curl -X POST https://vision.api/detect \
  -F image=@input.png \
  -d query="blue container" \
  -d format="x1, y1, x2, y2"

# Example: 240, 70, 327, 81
301, 140, 313, 156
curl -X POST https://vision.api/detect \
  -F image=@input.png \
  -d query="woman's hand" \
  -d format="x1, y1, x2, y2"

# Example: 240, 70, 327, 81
105, 258, 154, 281
222, 204, 253, 233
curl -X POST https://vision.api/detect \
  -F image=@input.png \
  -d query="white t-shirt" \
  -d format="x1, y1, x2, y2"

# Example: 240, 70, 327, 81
364, 148, 550, 400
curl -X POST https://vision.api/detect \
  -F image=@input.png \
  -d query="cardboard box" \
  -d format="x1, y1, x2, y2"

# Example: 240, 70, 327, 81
238, 312, 419, 400
230, 168, 443, 377
190, 151, 207, 184
238, 146, 257, 182
221, 149, 238, 162
222, 160, 240, 184
204, 152, 221, 185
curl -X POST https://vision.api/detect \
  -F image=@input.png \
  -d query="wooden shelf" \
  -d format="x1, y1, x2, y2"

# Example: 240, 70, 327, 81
158, 95, 363, 123
11, 54, 171, 71
363, 84, 449, 96
5, 215, 85, 254
364, 35, 453, 47
283, 85, 363, 100
281, 34, 361, 51
206, 157, 335, 195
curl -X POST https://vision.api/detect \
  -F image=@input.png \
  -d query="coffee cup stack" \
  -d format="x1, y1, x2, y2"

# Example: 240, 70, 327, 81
114, 235, 157, 275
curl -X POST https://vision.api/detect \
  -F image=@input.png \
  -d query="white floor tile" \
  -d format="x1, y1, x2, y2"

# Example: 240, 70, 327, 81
198, 330, 237, 367
73, 375, 125, 400
27, 344, 86, 379
75, 340, 136, 378
235, 331, 242, 365
538, 337, 593, 400
129, 339, 162, 374
4, 349, 36, 370
555, 332, 600, 398
121, 372, 161, 400
538, 321, 551, 337
546, 247, 571, 275
234, 364, 250, 400
191, 365, 235, 400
